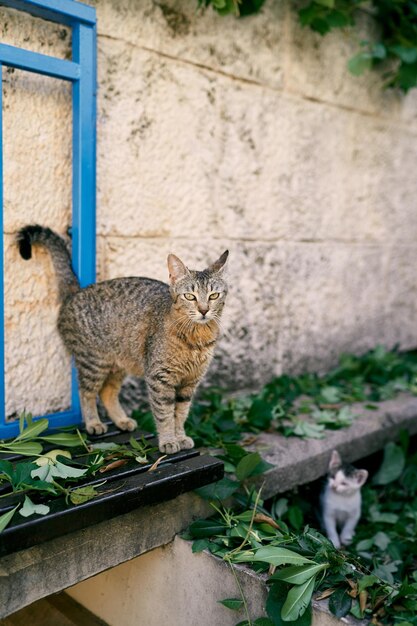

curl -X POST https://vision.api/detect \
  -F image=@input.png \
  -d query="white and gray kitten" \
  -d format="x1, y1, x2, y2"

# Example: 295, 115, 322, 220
321, 450, 368, 549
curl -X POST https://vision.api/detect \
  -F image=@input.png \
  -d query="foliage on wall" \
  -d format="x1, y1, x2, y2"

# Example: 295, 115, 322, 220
198, 0, 417, 92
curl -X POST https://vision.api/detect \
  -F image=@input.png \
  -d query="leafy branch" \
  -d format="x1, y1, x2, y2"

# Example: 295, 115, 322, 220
0, 415, 159, 532
198, 0, 417, 91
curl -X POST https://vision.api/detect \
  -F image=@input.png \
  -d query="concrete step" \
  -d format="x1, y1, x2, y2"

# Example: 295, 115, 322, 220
68, 536, 365, 626
248, 392, 417, 499
0, 593, 108, 626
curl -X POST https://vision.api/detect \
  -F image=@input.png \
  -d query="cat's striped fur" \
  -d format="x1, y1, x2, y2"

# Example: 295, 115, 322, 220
17, 225, 229, 453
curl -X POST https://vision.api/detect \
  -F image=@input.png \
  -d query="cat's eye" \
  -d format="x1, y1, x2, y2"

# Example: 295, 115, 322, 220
184, 293, 196, 301
209, 292, 220, 300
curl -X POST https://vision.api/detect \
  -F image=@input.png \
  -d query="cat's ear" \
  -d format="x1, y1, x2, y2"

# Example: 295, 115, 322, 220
167, 254, 190, 284
354, 469, 368, 487
208, 250, 229, 275
329, 450, 342, 473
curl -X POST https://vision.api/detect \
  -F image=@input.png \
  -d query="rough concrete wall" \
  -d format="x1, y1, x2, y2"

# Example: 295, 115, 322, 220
3, 0, 417, 418
93, 0, 417, 391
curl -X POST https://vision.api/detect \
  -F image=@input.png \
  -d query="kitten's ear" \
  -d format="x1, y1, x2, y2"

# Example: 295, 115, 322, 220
208, 250, 229, 275
354, 469, 368, 487
167, 254, 190, 284
329, 450, 342, 473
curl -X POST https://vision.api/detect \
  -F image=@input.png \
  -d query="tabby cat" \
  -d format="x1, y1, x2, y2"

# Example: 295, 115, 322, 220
321, 450, 368, 549
17, 225, 229, 454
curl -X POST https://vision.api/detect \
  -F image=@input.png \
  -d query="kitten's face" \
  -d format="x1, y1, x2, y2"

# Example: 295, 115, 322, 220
167, 251, 229, 325
328, 469, 367, 495
328, 450, 368, 495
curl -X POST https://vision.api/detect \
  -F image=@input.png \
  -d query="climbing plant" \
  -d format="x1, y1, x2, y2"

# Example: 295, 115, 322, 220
198, 0, 417, 91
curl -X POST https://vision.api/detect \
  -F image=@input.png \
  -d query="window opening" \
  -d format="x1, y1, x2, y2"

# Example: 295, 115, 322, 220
0, 0, 97, 437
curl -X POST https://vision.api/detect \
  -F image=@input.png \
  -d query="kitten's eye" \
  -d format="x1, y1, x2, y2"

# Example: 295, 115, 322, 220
184, 293, 196, 301
209, 292, 220, 300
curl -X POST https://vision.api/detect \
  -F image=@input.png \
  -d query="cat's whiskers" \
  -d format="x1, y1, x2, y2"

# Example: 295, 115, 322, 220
168, 313, 189, 332
212, 313, 229, 339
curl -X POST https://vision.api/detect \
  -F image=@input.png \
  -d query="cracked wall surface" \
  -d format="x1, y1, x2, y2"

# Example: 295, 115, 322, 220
2, 0, 417, 419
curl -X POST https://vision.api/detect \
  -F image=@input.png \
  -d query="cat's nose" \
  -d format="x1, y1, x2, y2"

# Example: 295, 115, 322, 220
198, 306, 209, 316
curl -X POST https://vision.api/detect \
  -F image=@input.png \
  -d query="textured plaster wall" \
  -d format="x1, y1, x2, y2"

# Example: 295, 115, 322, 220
2, 0, 417, 418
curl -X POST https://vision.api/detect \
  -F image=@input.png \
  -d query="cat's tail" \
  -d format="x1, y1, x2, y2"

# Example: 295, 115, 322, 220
16, 225, 80, 302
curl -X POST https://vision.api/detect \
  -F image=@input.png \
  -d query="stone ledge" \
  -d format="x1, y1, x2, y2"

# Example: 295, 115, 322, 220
0, 493, 211, 619
251, 393, 417, 499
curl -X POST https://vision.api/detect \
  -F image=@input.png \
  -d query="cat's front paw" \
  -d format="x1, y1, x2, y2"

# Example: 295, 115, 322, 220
177, 436, 195, 450
159, 440, 181, 454
86, 420, 108, 436
340, 534, 353, 546
115, 417, 137, 432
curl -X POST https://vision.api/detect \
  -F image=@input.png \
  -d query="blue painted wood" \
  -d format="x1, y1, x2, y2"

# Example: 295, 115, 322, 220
72, 23, 96, 288
0, 0, 96, 26
0, 1, 97, 439
0, 410, 81, 439
0, 43, 80, 81
70, 22, 97, 419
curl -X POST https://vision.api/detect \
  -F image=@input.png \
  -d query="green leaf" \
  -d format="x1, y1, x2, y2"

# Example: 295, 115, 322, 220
357, 575, 379, 593
373, 531, 390, 550
350, 599, 363, 619
281, 576, 316, 622
267, 581, 312, 626
235, 452, 264, 481
355, 538, 373, 551
14, 418, 49, 441
31, 464, 52, 482
390, 45, 417, 64
253, 619, 274, 626
0, 505, 18, 533
373, 442, 405, 485
247, 398, 274, 430
40, 433, 85, 447
274, 498, 288, 519
0, 459, 14, 481
53, 461, 88, 479
326, 10, 350, 29
69, 485, 100, 505
191, 539, 211, 553
253, 546, 313, 567
290, 421, 325, 439
371, 43, 386, 60
19, 412, 25, 435
31, 460, 87, 483
1, 441, 43, 456
348, 52, 372, 76
319, 386, 340, 403
188, 519, 227, 538
11, 461, 35, 489
218, 598, 244, 610
288, 506, 304, 531
19, 495, 50, 518
89, 442, 120, 451
195, 477, 238, 500
328, 588, 352, 618
315, 0, 334, 7
271, 563, 327, 585
369, 507, 398, 524
397, 61, 417, 92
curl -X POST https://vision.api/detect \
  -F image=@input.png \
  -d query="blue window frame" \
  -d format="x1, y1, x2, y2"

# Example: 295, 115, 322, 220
0, 0, 97, 438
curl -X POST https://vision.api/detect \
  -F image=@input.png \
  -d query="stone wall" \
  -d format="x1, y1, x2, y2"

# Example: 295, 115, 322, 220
2, 0, 417, 418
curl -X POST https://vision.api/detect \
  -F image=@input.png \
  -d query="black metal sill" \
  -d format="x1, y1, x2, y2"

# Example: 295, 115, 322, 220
0, 425, 223, 557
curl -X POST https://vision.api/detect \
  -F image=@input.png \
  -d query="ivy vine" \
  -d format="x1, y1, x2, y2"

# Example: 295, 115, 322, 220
198, 0, 417, 92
